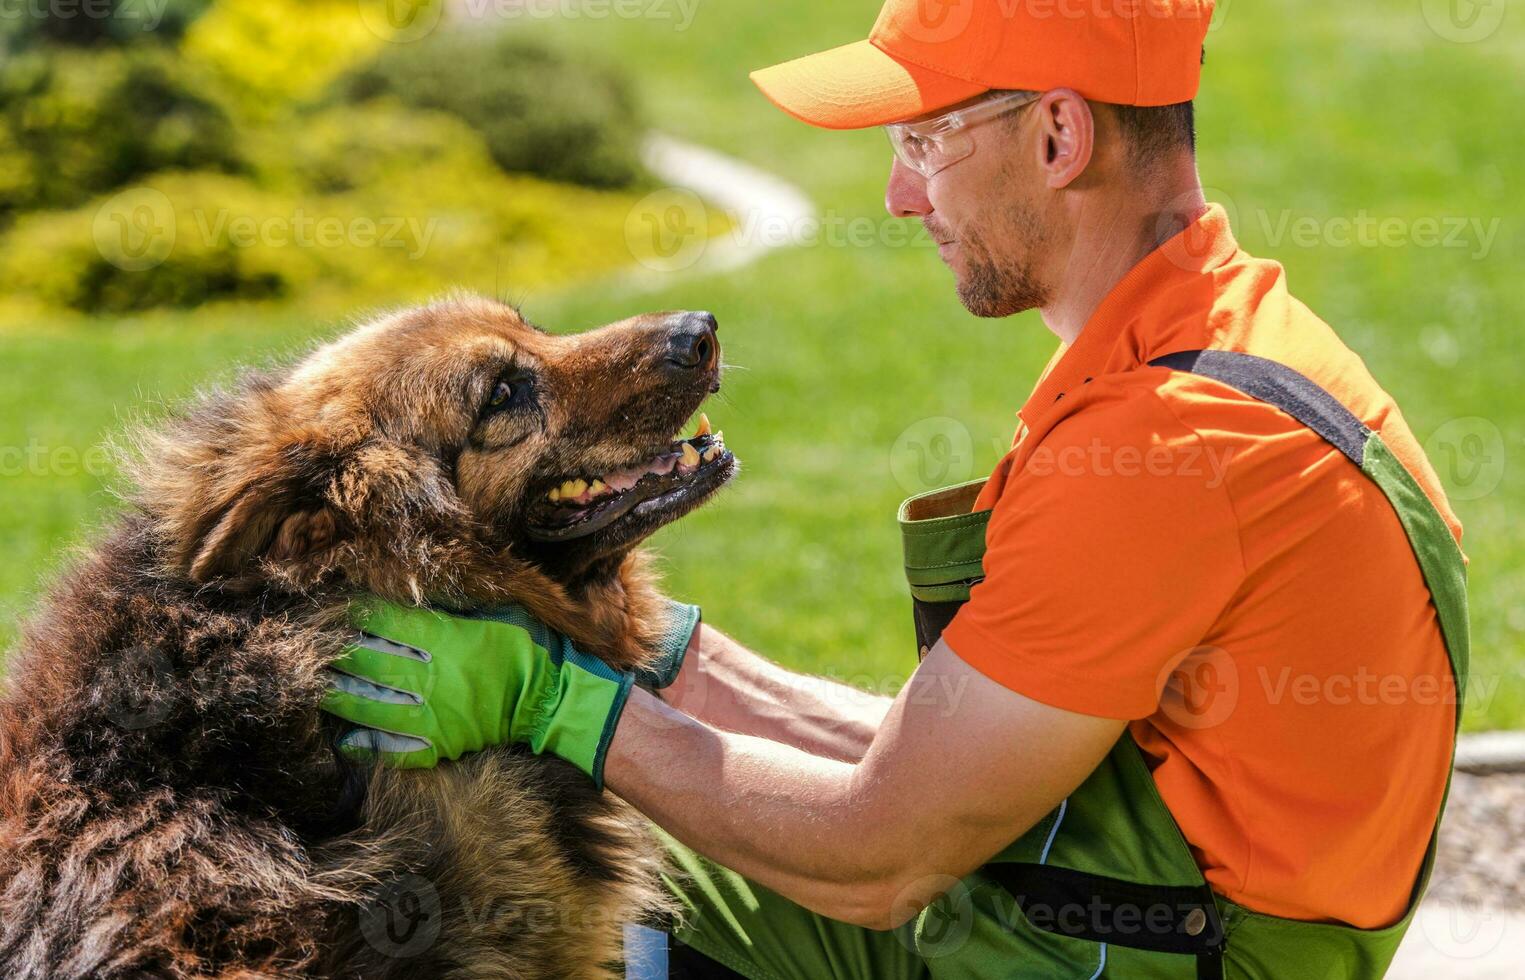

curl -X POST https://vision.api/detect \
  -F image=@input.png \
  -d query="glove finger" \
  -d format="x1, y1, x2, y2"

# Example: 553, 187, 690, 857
321, 682, 431, 735
337, 743, 437, 770
329, 633, 433, 695
325, 667, 423, 706
338, 728, 436, 759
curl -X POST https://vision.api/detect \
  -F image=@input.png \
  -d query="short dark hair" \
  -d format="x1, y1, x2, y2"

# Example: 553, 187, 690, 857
1110, 101, 1196, 166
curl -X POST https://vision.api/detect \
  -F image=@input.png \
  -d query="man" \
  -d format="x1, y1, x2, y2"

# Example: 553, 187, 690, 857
326, 0, 1469, 975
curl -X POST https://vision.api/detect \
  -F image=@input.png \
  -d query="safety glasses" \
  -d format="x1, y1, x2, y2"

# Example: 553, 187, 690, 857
884, 90, 1042, 179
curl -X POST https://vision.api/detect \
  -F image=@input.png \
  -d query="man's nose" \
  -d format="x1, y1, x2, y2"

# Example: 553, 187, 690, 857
885, 158, 932, 218
663, 311, 719, 371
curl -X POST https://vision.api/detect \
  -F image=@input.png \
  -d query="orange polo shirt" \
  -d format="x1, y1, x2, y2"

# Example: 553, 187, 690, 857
942, 204, 1461, 928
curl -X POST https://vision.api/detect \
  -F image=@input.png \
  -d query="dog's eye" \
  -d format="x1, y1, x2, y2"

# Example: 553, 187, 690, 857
488, 380, 514, 409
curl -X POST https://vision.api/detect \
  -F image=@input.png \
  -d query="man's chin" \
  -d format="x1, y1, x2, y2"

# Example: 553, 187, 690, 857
955, 274, 1046, 319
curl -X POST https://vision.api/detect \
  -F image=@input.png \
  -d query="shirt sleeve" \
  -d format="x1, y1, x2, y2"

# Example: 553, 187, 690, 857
941, 387, 1246, 720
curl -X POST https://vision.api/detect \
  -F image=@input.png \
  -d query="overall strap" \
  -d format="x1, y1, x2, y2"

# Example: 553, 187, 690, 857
1148, 349, 1469, 715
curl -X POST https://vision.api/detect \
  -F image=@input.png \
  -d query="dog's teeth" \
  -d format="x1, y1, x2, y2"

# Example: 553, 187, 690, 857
548, 487, 562, 502
695, 413, 711, 437
702, 446, 720, 462
567, 478, 588, 498
680, 443, 700, 468
589, 478, 608, 496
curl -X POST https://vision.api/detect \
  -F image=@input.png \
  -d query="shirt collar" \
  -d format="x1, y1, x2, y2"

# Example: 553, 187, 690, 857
1017, 203, 1240, 433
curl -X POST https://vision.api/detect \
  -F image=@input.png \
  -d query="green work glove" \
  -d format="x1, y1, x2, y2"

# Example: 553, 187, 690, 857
323, 602, 632, 786
321, 599, 700, 786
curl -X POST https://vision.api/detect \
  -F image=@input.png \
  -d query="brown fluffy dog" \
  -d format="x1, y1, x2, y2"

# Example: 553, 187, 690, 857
0, 296, 736, 978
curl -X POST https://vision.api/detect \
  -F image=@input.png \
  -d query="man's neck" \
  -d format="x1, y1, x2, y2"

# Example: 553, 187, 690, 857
1039, 178, 1207, 345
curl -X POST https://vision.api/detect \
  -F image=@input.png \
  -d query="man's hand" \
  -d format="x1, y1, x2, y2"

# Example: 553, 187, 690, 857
321, 600, 698, 787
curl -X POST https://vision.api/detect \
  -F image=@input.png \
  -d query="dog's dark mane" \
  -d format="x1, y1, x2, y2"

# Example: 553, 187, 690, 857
0, 306, 680, 978
0, 518, 371, 976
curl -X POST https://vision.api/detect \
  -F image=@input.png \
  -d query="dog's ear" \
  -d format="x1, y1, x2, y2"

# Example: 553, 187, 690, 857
187, 472, 346, 585
189, 494, 344, 584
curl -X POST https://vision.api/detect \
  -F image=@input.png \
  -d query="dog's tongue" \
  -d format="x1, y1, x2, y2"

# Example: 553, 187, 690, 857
604, 454, 678, 493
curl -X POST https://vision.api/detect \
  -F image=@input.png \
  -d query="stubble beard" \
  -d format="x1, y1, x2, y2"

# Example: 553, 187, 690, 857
949, 200, 1051, 319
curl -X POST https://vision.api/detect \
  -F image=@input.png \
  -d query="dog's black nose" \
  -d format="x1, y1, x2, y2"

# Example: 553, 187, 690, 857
665, 311, 719, 371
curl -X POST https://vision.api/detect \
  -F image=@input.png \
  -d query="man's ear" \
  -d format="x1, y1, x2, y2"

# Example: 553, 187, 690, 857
1033, 88, 1095, 190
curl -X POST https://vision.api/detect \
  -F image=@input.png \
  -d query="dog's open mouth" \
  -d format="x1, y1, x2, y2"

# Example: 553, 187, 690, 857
526, 414, 735, 543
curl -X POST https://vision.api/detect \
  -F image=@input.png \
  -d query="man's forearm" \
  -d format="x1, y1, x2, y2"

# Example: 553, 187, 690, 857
606, 643, 1123, 930
607, 687, 909, 927
660, 625, 893, 762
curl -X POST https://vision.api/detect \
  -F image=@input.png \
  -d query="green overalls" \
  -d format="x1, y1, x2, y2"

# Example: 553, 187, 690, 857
661, 351, 1466, 979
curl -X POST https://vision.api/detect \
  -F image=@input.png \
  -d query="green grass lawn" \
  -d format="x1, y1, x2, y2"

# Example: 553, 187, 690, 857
2, 0, 1521, 728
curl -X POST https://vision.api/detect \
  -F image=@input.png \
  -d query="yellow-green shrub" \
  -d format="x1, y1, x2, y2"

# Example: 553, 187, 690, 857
0, 158, 671, 314
181, 0, 430, 122
0, 45, 240, 216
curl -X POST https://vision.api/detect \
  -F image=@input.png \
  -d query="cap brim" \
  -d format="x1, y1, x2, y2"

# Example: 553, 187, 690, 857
750, 39, 988, 130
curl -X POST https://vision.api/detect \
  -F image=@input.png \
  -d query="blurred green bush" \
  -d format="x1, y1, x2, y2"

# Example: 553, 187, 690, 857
0, 0, 214, 51
256, 100, 494, 195
0, 0, 685, 316
332, 31, 647, 189
0, 108, 658, 315
0, 172, 297, 312
0, 45, 240, 217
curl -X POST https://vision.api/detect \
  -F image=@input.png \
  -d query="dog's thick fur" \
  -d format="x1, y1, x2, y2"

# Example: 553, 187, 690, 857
0, 297, 731, 978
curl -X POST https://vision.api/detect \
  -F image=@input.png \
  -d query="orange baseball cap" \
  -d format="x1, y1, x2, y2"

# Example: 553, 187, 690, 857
750, 0, 1215, 130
